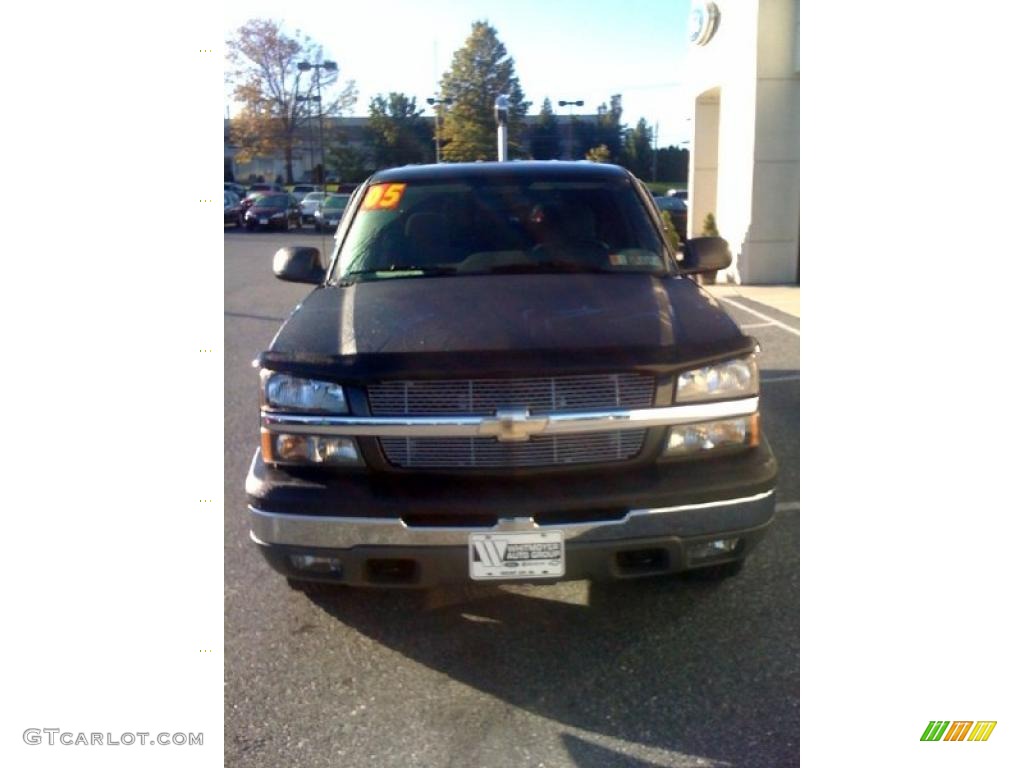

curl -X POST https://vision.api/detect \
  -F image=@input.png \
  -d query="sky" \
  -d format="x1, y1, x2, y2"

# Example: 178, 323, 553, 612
224, 0, 694, 147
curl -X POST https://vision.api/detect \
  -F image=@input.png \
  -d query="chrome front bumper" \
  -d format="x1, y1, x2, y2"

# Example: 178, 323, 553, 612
249, 489, 776, 550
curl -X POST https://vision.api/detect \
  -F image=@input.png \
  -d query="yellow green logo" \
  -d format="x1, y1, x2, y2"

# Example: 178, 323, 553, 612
920, 721, 997, 742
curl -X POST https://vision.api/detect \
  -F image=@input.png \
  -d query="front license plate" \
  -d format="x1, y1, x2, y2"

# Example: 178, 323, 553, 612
259, 218, 268, 225
327, 218, 339, 225
469, 531, 565, 580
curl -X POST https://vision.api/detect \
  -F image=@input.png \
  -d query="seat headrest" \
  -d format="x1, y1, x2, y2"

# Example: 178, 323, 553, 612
405, 212, 447, 245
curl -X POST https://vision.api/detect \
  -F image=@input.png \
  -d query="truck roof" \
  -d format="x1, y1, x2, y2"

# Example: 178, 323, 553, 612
370, 161, 633, 184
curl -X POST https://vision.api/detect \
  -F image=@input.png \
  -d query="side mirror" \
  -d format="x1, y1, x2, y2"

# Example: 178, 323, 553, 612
678, 236, 731, 274
273, 246, 324, 284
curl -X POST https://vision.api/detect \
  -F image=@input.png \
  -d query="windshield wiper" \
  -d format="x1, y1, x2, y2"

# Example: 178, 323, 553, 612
343, 265, 458, 280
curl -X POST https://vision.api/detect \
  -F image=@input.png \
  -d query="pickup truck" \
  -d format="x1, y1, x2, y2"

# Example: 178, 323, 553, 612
246, 161, 777, 589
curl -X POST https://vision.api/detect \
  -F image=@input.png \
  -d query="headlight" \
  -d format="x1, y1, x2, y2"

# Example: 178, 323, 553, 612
675, 354, 758, 402
663, 415, 759, 457
261, 371, 348, 413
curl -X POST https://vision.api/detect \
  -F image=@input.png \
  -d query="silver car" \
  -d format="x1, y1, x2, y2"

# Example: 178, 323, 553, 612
299, 192, 326, 224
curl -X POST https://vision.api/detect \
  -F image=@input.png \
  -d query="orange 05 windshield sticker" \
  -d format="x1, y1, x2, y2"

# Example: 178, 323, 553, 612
361, 183, 406, 211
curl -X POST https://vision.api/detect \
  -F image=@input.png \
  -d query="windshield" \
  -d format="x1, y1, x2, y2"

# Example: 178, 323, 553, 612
303, 192, 325, 203
332, 177, 670, 281
323, 195, 349, 210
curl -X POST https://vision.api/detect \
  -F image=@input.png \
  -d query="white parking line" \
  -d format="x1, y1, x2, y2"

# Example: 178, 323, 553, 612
761, 373, 800, 383
718, 296, 800, 337
740, 321, 774, 329
775, 501, 800, 513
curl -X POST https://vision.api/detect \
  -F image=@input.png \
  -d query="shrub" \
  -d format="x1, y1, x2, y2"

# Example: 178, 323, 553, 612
702, 212, 719, 237
660, 211, 681, 252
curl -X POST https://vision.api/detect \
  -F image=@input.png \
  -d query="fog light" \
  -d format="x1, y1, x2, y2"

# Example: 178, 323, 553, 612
261, 430, 362, 465
315, 437, 359, 463
289, 554, 343, 574
664, 414, 758, 457
689, 537, 740, 562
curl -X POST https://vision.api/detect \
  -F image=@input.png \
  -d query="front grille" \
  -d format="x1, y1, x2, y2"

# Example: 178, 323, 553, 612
367, 373, 655, 416
379, 430, 647, 469
368, 373, 655, 469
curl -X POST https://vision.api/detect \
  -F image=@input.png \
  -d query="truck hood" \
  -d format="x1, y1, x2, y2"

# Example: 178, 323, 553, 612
263, 273, 751, 378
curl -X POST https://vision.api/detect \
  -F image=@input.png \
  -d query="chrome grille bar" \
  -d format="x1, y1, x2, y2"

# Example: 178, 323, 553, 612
380, 430, 646, 468
261, 397, 759, 437
368, 373, 655, 416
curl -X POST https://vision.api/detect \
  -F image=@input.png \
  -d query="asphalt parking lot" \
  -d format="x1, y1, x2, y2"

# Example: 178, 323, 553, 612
224, 227, 800, 767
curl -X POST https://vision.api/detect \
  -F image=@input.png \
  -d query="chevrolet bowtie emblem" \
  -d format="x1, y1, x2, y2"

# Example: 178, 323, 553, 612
478, 408, 549, 442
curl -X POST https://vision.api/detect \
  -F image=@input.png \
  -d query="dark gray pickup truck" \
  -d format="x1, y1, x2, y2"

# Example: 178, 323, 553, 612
246, 161, 777, 589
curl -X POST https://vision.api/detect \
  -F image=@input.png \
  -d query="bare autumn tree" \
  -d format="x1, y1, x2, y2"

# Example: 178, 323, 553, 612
226, 19, 357, 183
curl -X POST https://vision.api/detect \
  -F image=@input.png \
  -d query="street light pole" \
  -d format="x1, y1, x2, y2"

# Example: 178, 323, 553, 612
298, 60, 337, 185
558, 99, 583, 159
426, 96, 453, 163
295, 94, 319, 181
495, 95, 510, 162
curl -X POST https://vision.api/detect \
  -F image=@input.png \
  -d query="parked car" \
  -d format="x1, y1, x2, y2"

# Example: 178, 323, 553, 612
299, 192, 326, 224
240, 191, 269, 215
248, 183, 284, 195
224, 191, 243, 227
325, 182, 360, 195
313, 194, 350, 233
248, 161, 776, 590
225, 182, 247, 199
243, 193, 301, 231
654, 195, 688, 240
290, 184, 323, 201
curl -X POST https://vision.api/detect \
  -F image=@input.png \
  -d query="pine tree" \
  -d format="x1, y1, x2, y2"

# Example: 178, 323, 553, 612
530, 98, 561, 160
439, 21, 530, 161
622, 118, 654, 179
366, 93, 432, 169
594, 95, 624, 162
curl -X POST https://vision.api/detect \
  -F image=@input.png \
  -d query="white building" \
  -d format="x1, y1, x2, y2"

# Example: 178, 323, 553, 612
685, 0, 799, 284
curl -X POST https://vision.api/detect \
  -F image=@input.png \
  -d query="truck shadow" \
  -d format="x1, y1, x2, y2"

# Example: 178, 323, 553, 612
307, 512, 799, 766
